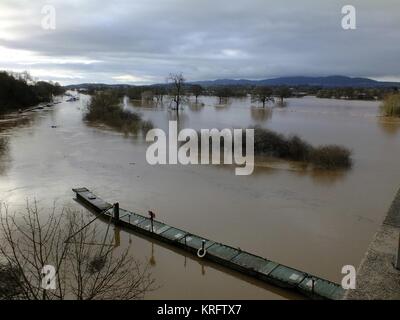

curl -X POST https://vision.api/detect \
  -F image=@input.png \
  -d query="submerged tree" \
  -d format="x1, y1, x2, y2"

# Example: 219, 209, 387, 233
151, 86, 166, 104
126, 87, 144, 100
167, 73, 186, 118
251, 86, 274, 107
274, 86, 291, 105
191, 85, 203, 104
141, 90, 155, 103
0, 203, 154, 300
215, 86, 234, 104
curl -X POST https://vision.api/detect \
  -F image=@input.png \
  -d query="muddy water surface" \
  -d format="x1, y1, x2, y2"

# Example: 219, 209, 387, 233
1, 95, 399, 299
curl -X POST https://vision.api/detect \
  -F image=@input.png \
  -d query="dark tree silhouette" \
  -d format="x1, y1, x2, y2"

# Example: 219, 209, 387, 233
191, 85, 203, 103
0, 203, 155, 300
274, 87, 291, 104
0, 71, 64, 113
251, 86, 274, 107
167, 73, 186, 118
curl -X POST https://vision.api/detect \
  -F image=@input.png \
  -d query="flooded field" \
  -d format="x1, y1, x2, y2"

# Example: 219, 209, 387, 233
1, 95, 400, 299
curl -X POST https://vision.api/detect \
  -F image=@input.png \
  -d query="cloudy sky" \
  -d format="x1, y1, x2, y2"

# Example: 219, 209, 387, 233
0, 0, 399, 85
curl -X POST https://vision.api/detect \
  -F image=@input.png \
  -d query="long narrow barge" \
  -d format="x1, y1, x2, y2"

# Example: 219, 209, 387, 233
73, 187, 345, 300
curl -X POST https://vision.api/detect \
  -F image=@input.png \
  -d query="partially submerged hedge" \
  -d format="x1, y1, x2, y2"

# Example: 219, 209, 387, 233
85, 91, 153, 134
380, 93, 400, 117
252, 127, 352, 170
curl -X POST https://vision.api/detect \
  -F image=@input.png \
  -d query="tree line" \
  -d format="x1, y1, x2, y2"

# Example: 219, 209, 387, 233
0, 71, 64, 113
80, 73, 294, 108
76, 72, 400, 121
316, 87, 397, 100
79, 76, 398, 110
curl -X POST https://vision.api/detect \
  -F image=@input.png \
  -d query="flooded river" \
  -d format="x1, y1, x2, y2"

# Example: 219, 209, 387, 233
1, 94, 400, 299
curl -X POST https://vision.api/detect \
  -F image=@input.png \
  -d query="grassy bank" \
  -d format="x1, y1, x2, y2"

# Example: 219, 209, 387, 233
380, 93, 400, 117
252, 127, 352, 169
84, 91, 153, 134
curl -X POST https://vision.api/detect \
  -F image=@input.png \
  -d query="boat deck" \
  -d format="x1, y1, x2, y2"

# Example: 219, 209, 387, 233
72, 187, 345, 300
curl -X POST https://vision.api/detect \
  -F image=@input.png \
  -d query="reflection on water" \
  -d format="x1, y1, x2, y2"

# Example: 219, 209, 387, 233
275, 101, 288, 108
115, 221, 300, 299
0, 117, 32, 129
250, 106, 273, 122
188, 101, 205, 112
1, 94, 400, 299
377, 117, 400, 136
214, 99, 233, 111
129, 99, 160, 109
0, 137, 9, 175
149, 242, 156, 267
301, 168, 348, 187
114, 226, 121, 248
253, 158, 348, 186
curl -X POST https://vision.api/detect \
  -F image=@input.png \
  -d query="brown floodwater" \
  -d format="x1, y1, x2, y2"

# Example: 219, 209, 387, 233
1, 94, 400, 299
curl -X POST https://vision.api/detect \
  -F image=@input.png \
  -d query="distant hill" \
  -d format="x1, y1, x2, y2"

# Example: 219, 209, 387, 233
64, 83, 132, 90
65, 76, 400, 89
191, 76, 400, 88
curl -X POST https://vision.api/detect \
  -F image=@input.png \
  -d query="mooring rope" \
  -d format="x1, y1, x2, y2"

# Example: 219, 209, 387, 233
98, 208, 114, 257
64, 204, 114, 244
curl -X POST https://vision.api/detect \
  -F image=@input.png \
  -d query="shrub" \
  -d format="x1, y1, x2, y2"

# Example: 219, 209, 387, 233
286, 135, 313, 162
0, 264, 23, 299
253, 128, 312, 161
310, 145, 352, 169
141, 120, 154, 132
85, 91, 153, 134
380, 93, 400, 117
251, 127, 352, 170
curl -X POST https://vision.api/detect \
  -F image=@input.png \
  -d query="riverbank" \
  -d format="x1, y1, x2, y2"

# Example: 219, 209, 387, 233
0, 100, 64, 128
345, 188, 400, 300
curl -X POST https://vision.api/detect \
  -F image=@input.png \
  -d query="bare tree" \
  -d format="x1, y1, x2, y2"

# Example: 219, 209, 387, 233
152, 86, 166, 104
274, 86, 291, 105
251, 86, 274, 108
141, 90, 155, 103
167, 73, 186, 117
215, 86, 234, 104
191, 85, 203, 104
0, 203, 154, 300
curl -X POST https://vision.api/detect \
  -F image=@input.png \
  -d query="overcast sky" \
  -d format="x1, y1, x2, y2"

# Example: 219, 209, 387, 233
0, 0, 399, 85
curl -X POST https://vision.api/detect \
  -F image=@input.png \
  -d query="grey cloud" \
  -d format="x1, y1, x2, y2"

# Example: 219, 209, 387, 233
0, 0, 399, 84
